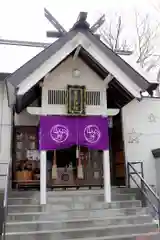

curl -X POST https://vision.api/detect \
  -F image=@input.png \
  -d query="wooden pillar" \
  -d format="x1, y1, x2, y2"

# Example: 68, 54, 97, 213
40, 151, 47, 205
103, 86, 111, 202
103, 150, 111, 202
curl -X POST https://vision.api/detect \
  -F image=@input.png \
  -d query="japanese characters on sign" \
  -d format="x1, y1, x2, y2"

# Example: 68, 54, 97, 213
67, 85, 86, 115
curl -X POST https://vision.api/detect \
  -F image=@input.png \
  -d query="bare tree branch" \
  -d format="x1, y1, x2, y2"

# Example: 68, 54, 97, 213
100, 14, 130, 52
100, 11, 160, 70
134, 12, 159, 68
99, 10, 160, 96
114, 16, 122, 50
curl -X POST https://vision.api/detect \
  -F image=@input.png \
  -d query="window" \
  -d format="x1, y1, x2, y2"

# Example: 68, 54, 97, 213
86, 91, 101, 106
48, 90, 66, 105
48, 89, 101, 106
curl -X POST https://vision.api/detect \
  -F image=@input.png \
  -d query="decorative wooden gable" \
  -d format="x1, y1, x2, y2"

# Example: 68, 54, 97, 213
5, 11, 157, 113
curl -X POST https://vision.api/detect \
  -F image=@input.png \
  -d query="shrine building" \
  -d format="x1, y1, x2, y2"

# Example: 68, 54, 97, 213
2, 13, 159, 204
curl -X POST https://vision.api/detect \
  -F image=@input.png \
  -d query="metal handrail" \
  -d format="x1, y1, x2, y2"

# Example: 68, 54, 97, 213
0, 162, 11, 240
127, 162, 160, 226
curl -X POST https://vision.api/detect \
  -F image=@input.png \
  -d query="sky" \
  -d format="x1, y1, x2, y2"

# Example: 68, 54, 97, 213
0, 0, 159, 73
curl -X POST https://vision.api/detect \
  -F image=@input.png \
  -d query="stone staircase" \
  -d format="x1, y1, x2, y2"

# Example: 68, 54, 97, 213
5, 188, 160, 240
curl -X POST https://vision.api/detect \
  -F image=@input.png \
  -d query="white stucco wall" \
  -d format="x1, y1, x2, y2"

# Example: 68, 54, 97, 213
122, 97, 160, 189
0, 83, 12, 188
15, 100, 39, 126
15, 110, 39, 126
42, 56, 106, 115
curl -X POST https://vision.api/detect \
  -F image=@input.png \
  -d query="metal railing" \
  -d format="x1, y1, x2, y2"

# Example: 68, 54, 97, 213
0, 162, 11, 240
127, 162, 160, 226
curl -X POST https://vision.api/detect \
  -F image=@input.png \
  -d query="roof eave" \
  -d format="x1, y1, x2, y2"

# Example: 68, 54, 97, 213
146, 82, 158, 95
83, 30, 153, 91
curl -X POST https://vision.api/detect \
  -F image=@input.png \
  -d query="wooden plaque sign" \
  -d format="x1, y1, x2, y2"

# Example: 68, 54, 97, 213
67, 85, 86, 115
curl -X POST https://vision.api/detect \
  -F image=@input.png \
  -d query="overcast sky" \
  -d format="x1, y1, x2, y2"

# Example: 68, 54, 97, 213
0, 0, 159, 73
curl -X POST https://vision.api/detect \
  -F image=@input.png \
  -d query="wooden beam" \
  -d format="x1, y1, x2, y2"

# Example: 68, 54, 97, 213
77, 12, 88, 23
104, 74, 114, 86
107, 109, 119, 116
44, 8, 66, 34
0, 39, 50, 48
90, 15, 105, 33
46, 31, 64, 38
27, 107, 119, 116
73, 46, 81, 60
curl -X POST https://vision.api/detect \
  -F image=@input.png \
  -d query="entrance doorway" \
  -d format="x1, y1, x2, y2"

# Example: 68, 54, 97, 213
12, 121, 125, 190
47, 146, 77, 187
107, 78, 131, 187
109, 112, 126, 186
47, 146, 103, 189
56, 145, 77, 169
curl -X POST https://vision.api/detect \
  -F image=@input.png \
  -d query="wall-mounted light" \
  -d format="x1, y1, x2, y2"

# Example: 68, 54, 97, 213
72, 69, 80, 78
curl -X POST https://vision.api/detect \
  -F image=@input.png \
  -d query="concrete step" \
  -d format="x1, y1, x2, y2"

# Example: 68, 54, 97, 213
6, 215, 153, 232
8, 204, 43, 213
7, 207, 148, 221
111, 187, 141, 195
47, 189, 140, 202
8, 191, 40, 198
45, 200, 141, 211
5, 223, 157, 240
8, 189, 141, 204
7, 200, 141, 213
7, 193, 137, 206
8, 188, 140, 197
47, 189, 140, 197
6, 232, 160, 240
8, 198, 39, 205
47, 193, 137, 203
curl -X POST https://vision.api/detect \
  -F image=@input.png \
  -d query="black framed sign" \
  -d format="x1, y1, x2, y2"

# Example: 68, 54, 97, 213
67, 85, 86, 115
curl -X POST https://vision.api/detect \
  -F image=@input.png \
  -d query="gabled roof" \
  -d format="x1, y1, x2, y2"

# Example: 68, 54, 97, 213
5, 31, 77, 88
5, 14, 158, 112
84, 30, 157, 92
0, 73, 10, 81
6, 27, 156, 91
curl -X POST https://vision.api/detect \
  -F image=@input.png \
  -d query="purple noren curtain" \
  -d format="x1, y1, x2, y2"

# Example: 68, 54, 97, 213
39, 116, 109, 151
